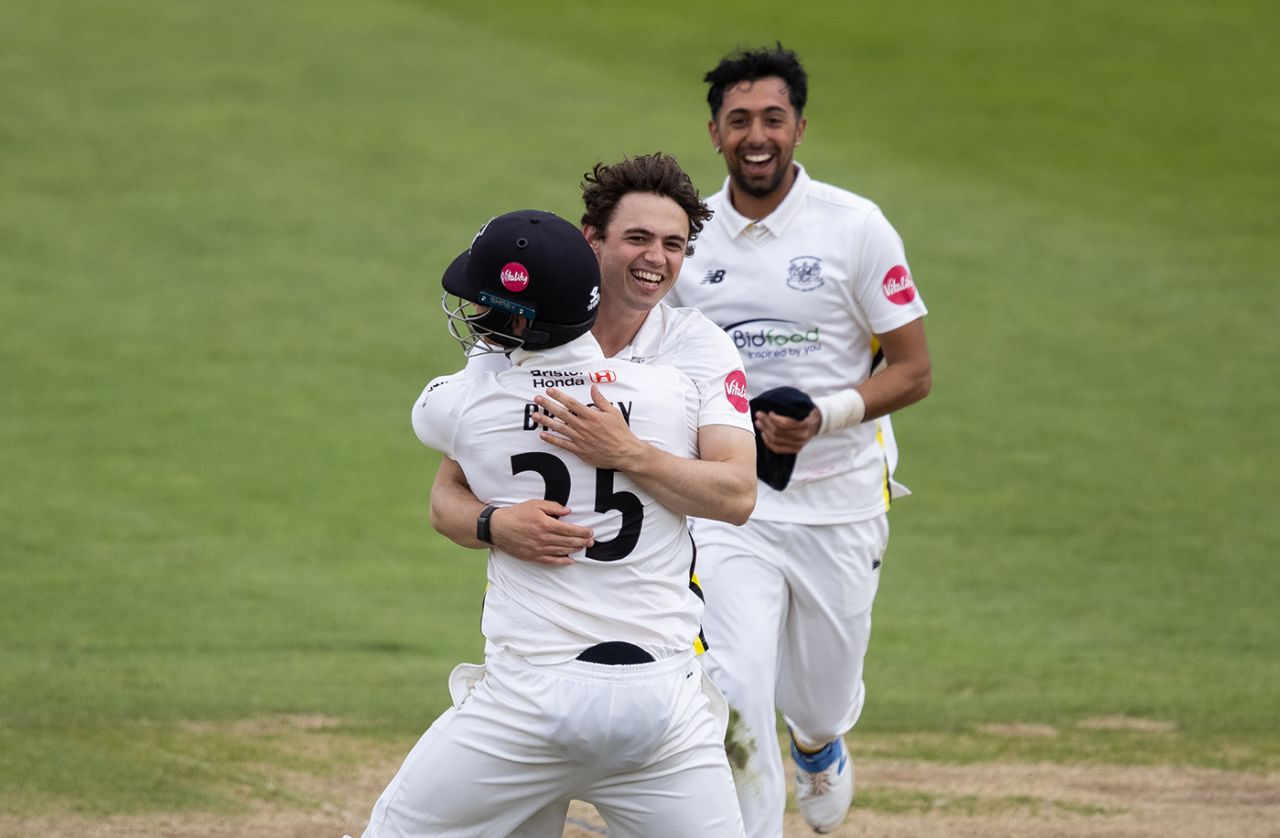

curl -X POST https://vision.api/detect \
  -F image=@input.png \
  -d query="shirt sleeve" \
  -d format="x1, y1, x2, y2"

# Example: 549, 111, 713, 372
672, 314, 754, 433
853, 209, 928, 335
410, 373, 466, 455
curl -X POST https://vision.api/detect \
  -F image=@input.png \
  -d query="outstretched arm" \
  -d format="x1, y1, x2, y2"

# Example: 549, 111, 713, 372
531, 385, 756, 525
429, 456, 594, 566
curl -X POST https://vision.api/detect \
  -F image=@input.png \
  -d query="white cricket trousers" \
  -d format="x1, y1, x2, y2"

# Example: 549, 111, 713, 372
361, 647, 745, 838
693, 514, 887, 838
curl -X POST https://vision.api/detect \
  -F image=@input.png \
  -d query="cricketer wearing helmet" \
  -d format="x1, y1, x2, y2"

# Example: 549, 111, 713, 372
358, 210, 748, 838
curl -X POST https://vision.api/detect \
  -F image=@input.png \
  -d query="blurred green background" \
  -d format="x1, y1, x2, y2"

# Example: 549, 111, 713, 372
2, 0, 1276, 815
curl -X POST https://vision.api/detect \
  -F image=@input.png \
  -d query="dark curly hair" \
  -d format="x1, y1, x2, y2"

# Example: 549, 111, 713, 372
704, 43, 808, 121
580, 153, 712, 257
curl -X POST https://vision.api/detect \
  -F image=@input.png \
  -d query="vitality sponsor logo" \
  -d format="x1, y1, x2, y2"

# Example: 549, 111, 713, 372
726, 318, 823, 361
882, 265, 916, 304
786, 256, 824, 291
702, 269, 726, 284
500, 261, 529, 292
590, 370, 616, 384
723, 370, 749, 413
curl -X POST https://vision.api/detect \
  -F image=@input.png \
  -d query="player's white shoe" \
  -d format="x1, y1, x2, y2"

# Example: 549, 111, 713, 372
791, 734, 854, 834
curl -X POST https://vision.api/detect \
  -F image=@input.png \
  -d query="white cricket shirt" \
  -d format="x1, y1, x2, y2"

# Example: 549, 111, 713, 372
670, 164, 928, 524
413, 333, 713, 664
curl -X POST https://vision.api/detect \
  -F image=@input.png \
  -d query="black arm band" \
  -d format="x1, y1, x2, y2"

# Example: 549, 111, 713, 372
476, 505, 498, 544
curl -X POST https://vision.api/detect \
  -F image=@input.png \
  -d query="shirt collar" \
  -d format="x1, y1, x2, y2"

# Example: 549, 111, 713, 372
613, 302, 668, 364
509, 332, 604, 368
717, 162, 811, 239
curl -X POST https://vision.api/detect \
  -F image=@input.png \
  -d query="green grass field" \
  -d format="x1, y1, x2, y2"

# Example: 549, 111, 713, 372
2, 0, 1277, 823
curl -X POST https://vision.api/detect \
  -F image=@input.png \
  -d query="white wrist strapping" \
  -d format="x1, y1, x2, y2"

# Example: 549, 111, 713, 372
814, 388, 866, 434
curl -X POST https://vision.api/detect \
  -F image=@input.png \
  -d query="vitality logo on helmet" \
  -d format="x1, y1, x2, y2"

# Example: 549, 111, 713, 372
500, 262, 530, 292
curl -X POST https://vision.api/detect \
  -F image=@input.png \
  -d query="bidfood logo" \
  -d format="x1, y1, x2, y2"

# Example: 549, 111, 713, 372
727, 319, 822, 359
729, 319, 820, 349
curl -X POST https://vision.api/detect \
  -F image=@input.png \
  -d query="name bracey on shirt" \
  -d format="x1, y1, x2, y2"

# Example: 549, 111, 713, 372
523, 400, 633, 430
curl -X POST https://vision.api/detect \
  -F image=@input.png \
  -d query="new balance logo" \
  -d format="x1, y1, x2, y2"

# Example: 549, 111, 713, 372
702, 269, 726, 284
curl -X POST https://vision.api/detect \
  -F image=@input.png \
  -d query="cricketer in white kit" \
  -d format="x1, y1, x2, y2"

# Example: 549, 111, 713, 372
669, 162, 929, 835
358, 209, 747, 838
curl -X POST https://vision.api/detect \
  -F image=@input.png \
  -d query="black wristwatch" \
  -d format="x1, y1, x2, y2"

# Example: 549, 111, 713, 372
476, 505, 498, 544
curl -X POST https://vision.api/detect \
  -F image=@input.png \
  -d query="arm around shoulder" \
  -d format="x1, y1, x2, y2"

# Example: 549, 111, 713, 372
624, 423, 757, 525
696, 423, 757, 524
528, 380, 756, 525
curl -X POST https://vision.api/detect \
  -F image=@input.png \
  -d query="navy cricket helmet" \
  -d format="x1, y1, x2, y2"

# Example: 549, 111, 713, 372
441, 209, 601, 353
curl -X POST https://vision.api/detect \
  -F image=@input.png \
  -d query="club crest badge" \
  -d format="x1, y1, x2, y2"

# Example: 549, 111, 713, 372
786, 256, 824, 292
